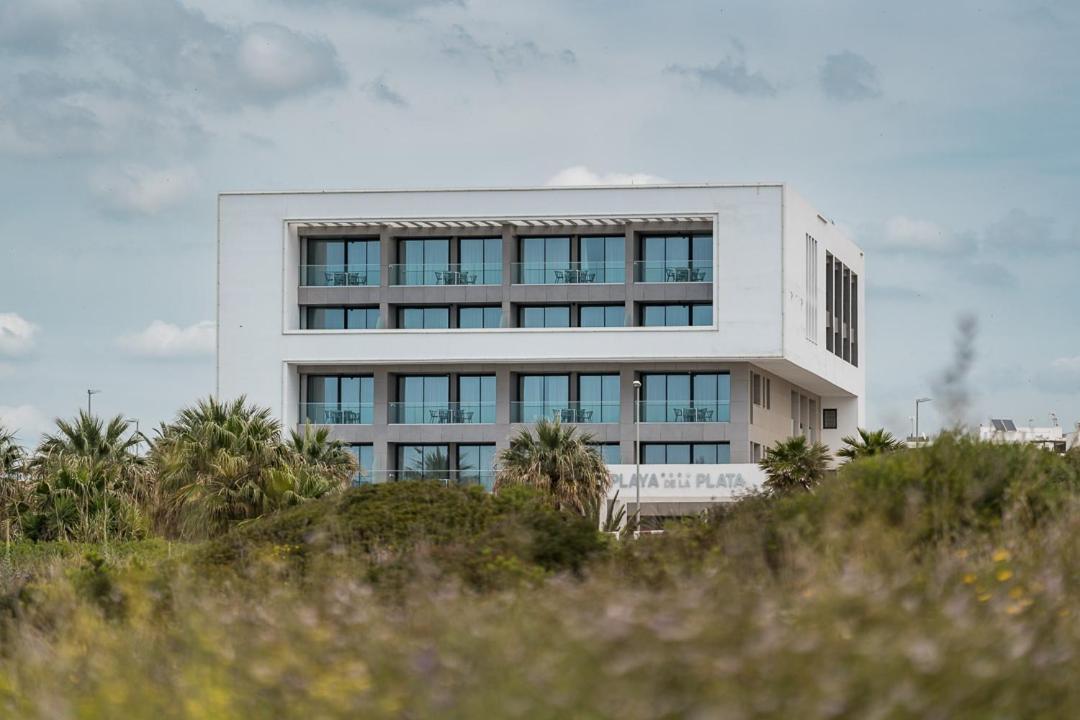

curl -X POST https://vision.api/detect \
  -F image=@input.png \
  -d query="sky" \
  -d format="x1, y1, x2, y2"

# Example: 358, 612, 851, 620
1, 0, 1079, 446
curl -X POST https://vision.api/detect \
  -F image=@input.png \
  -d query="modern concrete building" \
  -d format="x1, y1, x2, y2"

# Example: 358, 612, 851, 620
217, 183, 865, 522
977, 418, 1075, 454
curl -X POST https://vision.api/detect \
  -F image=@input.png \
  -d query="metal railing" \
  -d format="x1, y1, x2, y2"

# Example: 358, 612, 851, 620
512, 261, 624, 285
388, 402, 496, 424
511, 401, 620, 424
300, 264, 380, 287
634, 261, 713, 283
300, 403, 375, 425
638, 400, 729, 423
389, 263, 502, 286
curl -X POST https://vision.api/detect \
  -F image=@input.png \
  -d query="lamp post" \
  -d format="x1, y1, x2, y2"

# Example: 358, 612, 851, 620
126, 418, 141, 456
87, 388, 101, 415
633, 379, 642, 536
915, 397, 932, 447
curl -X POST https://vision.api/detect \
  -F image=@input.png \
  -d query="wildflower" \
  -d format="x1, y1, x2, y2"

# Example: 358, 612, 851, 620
992, 548, 1011, 563
962, 573, 977, 585
977, 592, 992, 603
1008, 586, 1024, 599
996, 569, 1013, 582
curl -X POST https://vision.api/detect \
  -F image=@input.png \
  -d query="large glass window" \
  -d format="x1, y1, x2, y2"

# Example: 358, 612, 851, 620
399, 306, 450, 329
458, 375, 496, 424
519, 305, 571, 328
580, 236, 625, 283
396, 444, 450, 480
304, 375, 374, 424
459, 238, 502, 285
641, 304, 712, 327
580, 305, 624, 328
519, 236, 571, 284
348, 444, 374, 485
458, 445, 496, 490
304, 306, 380, 329
578, 374, 620, 423
305, 238, 380, 286
638, 234, 713, 282
641, 372, 729, 422
397, 238, 450, 285
589, 443, 621, 465
458, 306, 503, 329
641, 443, 730, 464
394, 375, 450, 424
516, 374, 569, 422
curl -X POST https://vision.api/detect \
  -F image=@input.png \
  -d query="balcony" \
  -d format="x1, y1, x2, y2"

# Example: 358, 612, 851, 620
389, 263, 502, 286
388, 402, 496, 424
511, 401, 620, 424
639, 401, 729, 423
634, 261, 713, 283
300, 264, 380, 287
513, 261, 624, 285
361, 469, 496, 491
301, 403, 374, 425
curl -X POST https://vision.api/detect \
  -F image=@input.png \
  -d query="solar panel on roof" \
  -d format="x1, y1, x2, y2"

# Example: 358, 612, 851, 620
1003, 419, 1017, 432
991, 419, 1007, 431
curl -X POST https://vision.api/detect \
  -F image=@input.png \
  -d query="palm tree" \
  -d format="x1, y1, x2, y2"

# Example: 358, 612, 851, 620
0, 426, 29, 542
0, 425, 23, 478
837, 428, 904, 462
494, 419, 610, 516
759, 436, 831, 495
284, 423, 358, 486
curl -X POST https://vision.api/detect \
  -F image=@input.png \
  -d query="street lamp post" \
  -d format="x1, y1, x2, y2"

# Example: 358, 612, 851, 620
126, 418, 141, 456
87, 389, 101, 415
633, 379, 642, 536
915, 397, 933, 447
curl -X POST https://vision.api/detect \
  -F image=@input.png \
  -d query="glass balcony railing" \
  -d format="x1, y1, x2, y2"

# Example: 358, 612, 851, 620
300, 264, 380, 287
511, 401, 620, 424
360, 470, 496, 491
389, 263, 502, 286
388, 402, 496, 424
300, 403, 374, 425
634, 261, 713, 283
513, 261, 625, 285
638, 401, 729, 423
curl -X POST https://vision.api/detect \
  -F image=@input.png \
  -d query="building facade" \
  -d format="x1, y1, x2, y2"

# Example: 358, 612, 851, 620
217, 184, 865, 517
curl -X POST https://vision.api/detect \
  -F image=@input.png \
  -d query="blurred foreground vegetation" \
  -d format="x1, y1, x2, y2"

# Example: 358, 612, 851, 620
0, 436, 1078, 717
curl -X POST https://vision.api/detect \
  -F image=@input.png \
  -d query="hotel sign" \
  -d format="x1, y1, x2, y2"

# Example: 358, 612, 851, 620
606, 464, 765, 501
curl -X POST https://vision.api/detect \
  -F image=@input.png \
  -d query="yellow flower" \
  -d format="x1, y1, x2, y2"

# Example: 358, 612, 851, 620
996, 569, 1013, 582
962, 573, 977, 585
977, 592, 992, 603
1008, 586, 1024, 599
992, 548, 1011, 563
1006, 603, 1024, 615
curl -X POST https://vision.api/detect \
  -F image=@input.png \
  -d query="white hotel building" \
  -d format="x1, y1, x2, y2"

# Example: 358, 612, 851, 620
217, 184, 865, 523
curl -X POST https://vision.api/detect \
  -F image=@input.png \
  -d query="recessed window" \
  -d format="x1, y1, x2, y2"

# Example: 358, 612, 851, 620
589, 443, 621, 465
519, 305, 571, 328
641, 372, 730, 422
348, 444, 374, 485
579, 305, 624, 328
396, 238, 450, 285
458, 306, 503, 329
637, 234, 713, 282
641, 304, 712, 327
398, 306, 450, 329
304, 238, 380, 286
822, 408, 838, 430
304, 306, 380, 330
304, 375, 374, 425
641, 443, 730, 464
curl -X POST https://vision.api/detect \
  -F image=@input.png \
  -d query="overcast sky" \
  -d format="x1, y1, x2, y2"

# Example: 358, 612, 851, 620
1, 0, 1078, 445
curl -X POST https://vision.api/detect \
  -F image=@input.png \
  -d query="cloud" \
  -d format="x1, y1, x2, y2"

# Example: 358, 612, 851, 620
1034, 356, 1080, 394
0, 1, 346, 158
820, 51, 881, 102
666, 43, 777, 97
546, 166, 669, 186
0, 313, 38, 356
273, 0, 464, 16
876, 216, 968, 254
0, 405, 50, 446
365, 76, 408, 107
118, 320, 215, 359
982, 208, 1077, 254
89, 165, 198, 216
442, 25, 577, 80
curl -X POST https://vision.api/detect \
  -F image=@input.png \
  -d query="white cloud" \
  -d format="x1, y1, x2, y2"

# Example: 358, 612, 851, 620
546, 166, 669, 187
0, 405, 49, 446
0, 313, 38, 356
118, 320, 215, 358
878, 215, 968, 254
90, 164, 198, 215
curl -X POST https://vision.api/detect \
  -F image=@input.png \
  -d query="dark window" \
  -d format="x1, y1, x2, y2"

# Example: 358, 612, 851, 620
305, 307, 380, 329
399, 306, 450, 329
304, 238, 380, 286
348, 444, 374, 485
396, 444, 450, 479
639, 234, 713, 282
304, 375, 374, 424
579, 305, 624, 328
641, 304, 712, 327
458, 306, 503, 329
641, 443, 730, 464
519, 305, 571, 328
822, 408, 838, 429
589, 443, 621, 465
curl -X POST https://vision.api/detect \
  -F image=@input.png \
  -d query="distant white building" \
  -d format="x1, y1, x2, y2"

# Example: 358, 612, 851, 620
977, 418, 1072, 454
